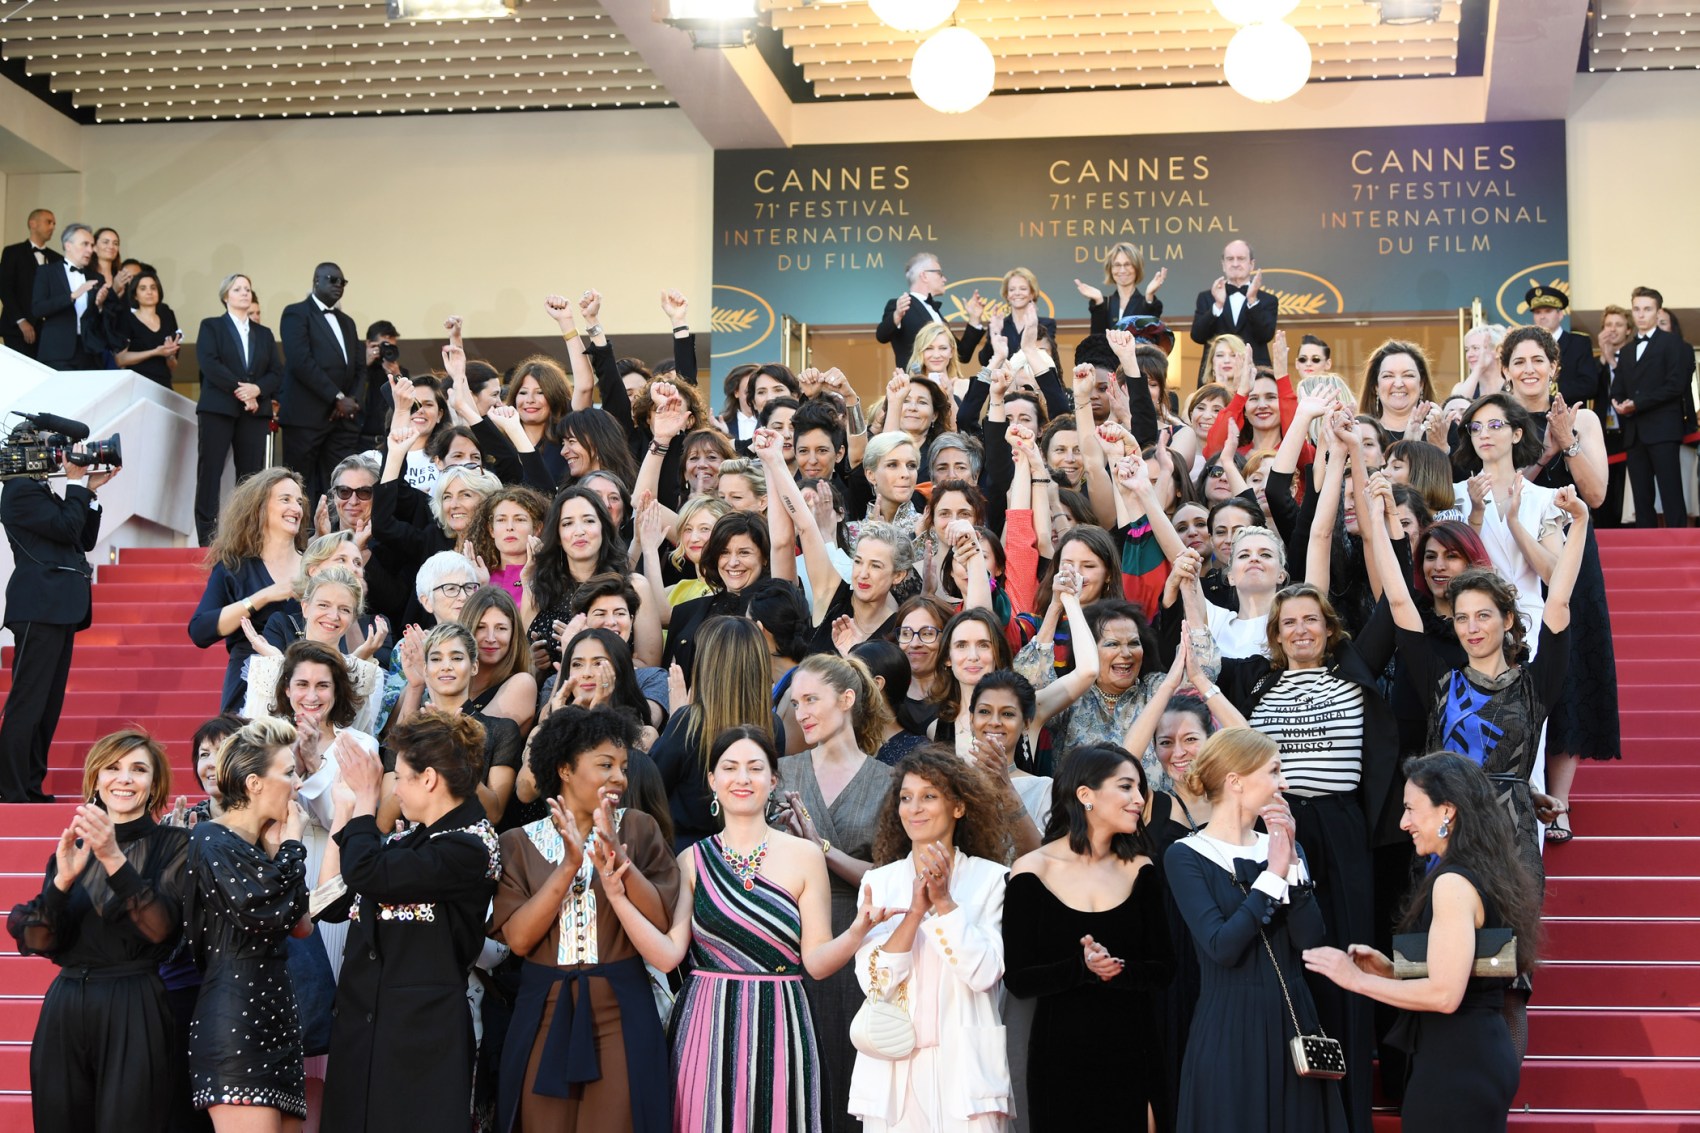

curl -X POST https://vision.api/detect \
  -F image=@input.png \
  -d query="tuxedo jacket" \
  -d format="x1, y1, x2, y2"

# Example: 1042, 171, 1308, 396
1556, 329, 1605, 411
278, 297, 364, 427
0, 240, 61, 343
1609, 328, 1695, 446
1190, 288, 1276, 379
196, 313, 285, 418
30, 259, 108, 365
875, 293, 983, 370
1, 477, 98, 629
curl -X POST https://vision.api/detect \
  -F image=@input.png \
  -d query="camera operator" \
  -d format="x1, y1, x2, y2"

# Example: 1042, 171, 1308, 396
0, 446, 116, 802
358, 319, 407, 450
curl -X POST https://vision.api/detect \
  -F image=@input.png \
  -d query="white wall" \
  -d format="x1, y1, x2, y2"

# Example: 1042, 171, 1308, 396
9, 108, 714, 341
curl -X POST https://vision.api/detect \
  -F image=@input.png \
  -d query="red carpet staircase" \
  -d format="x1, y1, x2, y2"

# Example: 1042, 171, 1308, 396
0, 537, 1697, 1130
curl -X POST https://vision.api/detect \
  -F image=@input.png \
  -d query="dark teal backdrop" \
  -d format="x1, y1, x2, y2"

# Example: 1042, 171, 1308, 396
709, 120, 1568, 359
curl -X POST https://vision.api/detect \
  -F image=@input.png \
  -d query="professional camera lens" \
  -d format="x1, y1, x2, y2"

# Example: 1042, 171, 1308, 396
379, 342, 400, 364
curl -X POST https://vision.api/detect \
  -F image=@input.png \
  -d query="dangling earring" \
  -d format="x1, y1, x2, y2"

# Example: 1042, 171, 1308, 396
1437, 818, 1451, 839
710, 796, 721, 818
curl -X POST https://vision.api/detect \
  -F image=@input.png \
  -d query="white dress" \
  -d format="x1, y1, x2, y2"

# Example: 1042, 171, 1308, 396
1450, 479, 1561, 662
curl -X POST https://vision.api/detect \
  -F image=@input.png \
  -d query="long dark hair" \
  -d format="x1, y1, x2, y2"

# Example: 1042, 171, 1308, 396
1452, 392, 1543, 475
562, 627, 649, 727
871, 744, 1019, 866
1042, 743, 1150, 860
932, 607, 1013, 727
1398, 752, 1541, 975
622, 750, 675, 847
531, 487, 627, 616
560, 408, 639, 490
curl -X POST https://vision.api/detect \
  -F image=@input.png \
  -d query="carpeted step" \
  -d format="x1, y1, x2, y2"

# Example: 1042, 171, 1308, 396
1559, 798, 1698, 835
0, 666, 227, 694
1535, 961, 1700, 1008
1529, 1008, 1700, 1058
94, 563, 211, 585
1540, 918, 1700, 962
1541, 837, 1700, 877
1513, 1056, 1700, 1110
1544, 877, 1691, 918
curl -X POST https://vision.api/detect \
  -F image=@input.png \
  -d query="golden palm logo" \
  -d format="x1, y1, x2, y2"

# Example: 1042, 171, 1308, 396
711, 307, 760, 334
1269, 291, 1328, 317
709, 284, 777, 360
1257, 270, 1344, 316
1493, 261, 1569, 325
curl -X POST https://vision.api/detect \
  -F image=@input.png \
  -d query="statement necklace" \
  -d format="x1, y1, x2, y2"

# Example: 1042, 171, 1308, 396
721, 837, 769, 892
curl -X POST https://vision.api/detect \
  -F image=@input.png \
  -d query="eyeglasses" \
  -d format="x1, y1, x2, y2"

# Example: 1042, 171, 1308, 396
1466, 419, 1512, 435
432, 582, 479, 598
1206, 467, 1229, 480
897, 626, 941, 644
332, 485, 374, 501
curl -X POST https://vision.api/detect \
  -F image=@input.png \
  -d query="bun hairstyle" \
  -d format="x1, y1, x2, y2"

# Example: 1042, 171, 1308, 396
1042, 743, 1150, 861
217, 717, 298, 809
795, 652, 894, 756
1184, 726, 1277, 802
388, 707, 486, 801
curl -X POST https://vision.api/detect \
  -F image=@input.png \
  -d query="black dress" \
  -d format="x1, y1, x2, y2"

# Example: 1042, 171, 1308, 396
1386, 862, 1519, 1132
1003, 865, 1174, 1133
318, 799, 501, 1132
1163, 835, 1347, 1133
807, 578, 900, 657
1527, 410, 1622, 761
6, 816, 188, 1133
110, 303, 180, 387
182, 822, 309, 1117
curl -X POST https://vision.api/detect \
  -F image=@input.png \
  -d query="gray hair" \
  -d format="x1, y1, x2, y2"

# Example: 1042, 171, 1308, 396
415, 550, 478, 601
60, 223, 92, 248
429, 465, 502, 534
330, 453, 381, 490
217, 272, 251, 308
904, 251, 939, 288
925, 431, 982, 479
850, 520, 918, 575
1465, 323, 1509, 349
862, 431, 918, 473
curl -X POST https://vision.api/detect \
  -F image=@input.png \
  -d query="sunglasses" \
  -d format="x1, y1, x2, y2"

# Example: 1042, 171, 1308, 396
332, 485, 374, 501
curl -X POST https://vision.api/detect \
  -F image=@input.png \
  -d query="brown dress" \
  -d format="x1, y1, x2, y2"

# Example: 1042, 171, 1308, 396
491, 808, 681, 1133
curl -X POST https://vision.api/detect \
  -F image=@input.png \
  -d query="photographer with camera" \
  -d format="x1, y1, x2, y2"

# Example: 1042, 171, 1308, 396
0, 437, 117, 802
358, 320, 408, 450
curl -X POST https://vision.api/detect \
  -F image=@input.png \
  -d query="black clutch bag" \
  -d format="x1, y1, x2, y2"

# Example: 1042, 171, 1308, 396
1391, 927, 1516, 980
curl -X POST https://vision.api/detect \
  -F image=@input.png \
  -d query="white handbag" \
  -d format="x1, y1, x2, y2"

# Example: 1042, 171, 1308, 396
849, 947, 916, 1060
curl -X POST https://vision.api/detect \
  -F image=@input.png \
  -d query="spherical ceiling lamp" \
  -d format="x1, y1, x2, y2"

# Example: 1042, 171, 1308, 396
910, 25, 996, 114
869, 0, 959, 34
1223, 20, 1312, 103
1212, 0, 1299, 25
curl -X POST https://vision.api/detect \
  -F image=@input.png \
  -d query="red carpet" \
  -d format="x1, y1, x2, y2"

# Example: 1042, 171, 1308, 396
2, 536, 1698, 1130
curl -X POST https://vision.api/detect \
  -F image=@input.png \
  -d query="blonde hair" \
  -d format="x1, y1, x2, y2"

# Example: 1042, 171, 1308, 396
1183, 726, 1277, 802
302, 564, 365, 619
302, 531, 359, 582
217, 717, 297, 809
1100, 242, 1146, 288
671, 494, 731, 570
796, 652, 893, 756
1002, 266, 1041, 303
910, 323, 964, 384
82, 728, 172, 816
716, 458, 768, 501
217, 273, 252, 308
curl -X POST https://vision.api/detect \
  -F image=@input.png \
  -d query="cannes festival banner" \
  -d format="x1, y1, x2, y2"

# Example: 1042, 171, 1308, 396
710, 120, 1569, 359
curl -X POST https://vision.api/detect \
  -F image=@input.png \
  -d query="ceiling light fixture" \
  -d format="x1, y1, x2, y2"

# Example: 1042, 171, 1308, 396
1224, 18, 1311, 101
386, 0, 514, 20
663, 0, 758, 47
869, 0, 958, 33
909, 23, 994, 112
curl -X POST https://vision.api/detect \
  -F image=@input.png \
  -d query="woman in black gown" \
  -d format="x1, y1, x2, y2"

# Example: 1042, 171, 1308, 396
109, 267, 180, 387
1004, 743, 1174, 1133
183, 717, 311, 1128
1304, 753, 1540, 1132
1501, 324, 1620, 839
317, 709, 502, 1132
1165, 726, 1346, 1133
8, 729, 189, 1133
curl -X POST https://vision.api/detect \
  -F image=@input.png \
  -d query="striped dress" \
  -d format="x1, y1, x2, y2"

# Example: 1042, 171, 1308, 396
670, 837, 822, 1133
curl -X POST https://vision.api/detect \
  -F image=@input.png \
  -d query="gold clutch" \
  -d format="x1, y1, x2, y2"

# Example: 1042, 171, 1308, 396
1391, 928, 1516, 980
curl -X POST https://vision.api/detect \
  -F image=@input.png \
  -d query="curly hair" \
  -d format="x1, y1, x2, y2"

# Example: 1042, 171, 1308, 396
1444, 567, 1529, 664
872, 744, 1019, 866
468, 485, 549, 571
1042, 743, 1150, 861
630, 372, 709, 433
205, 468, 309, 571
529, 705, 640, 802
429, 465, 502, 537
1399, 752, 1542, 975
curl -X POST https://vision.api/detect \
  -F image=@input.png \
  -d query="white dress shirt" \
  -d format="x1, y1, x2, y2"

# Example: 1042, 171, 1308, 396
228, 311, 252, 367
313, 295, 347, 362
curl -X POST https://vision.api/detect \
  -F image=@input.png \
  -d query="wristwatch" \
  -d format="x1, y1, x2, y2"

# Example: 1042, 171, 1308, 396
1561, 437, 1583, 458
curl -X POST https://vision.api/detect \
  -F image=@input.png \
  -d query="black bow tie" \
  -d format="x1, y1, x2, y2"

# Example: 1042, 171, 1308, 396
1226, 284, 1249, 297
1637, 334, 1651, 343
66, 265, 84, 278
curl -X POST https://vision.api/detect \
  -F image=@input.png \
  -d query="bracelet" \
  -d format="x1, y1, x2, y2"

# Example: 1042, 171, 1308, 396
1198, 683, 1220, 700
585, 323, 603, 338
560, 327, 580, 343
845, 402, 868, 435
820, 838, 831, 856
649, 440, 671, 456
673, 325, 690, 337
1031, 477, 1053, 485
242, 597, 257, 616
1561, 437, 1583, 458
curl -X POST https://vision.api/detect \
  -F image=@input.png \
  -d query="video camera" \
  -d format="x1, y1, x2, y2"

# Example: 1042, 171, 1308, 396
0, 412, 123, 481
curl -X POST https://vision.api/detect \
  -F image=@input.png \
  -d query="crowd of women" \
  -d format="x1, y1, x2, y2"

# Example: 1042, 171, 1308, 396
12, 249, 1612, 1133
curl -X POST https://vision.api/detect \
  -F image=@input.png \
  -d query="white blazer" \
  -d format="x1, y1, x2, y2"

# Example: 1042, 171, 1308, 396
848, 852, 1011, 1124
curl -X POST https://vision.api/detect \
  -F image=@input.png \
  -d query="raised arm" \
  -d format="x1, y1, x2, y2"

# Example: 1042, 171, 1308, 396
1361, 472, 1424, 632
1032, 582, 1100, 727
1304, 410, 1350, 593
1543, 487, 1590, 634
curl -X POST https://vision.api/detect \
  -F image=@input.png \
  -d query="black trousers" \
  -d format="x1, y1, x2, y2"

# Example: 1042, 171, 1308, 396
280, 414, 362, 505
0, 620, 77, 802
40, 348, 96, 371
1596, 455, 1628, 528
1626, 439, 1687, 527
32, 967, 177, 1133
194, 410, 271, 545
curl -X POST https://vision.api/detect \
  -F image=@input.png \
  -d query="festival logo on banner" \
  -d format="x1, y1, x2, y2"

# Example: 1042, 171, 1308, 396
710, 284, 777, 360
1494, 261, 1570, 326
712, 123, 1567, 330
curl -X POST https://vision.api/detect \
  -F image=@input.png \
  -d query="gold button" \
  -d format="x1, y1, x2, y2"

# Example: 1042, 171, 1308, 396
775, 964, 788, 973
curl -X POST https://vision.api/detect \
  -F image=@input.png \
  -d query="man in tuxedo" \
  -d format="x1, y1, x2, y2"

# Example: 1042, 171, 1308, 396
1189, 239, 1277, 382
1611, 286, 1694, 527
279, 262, 365, 502
0, 209, 60, 358
0, 452, 113, 802
875, 251, 985, 370
30, 224, 108, 371
1525, 285, 1605, 411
